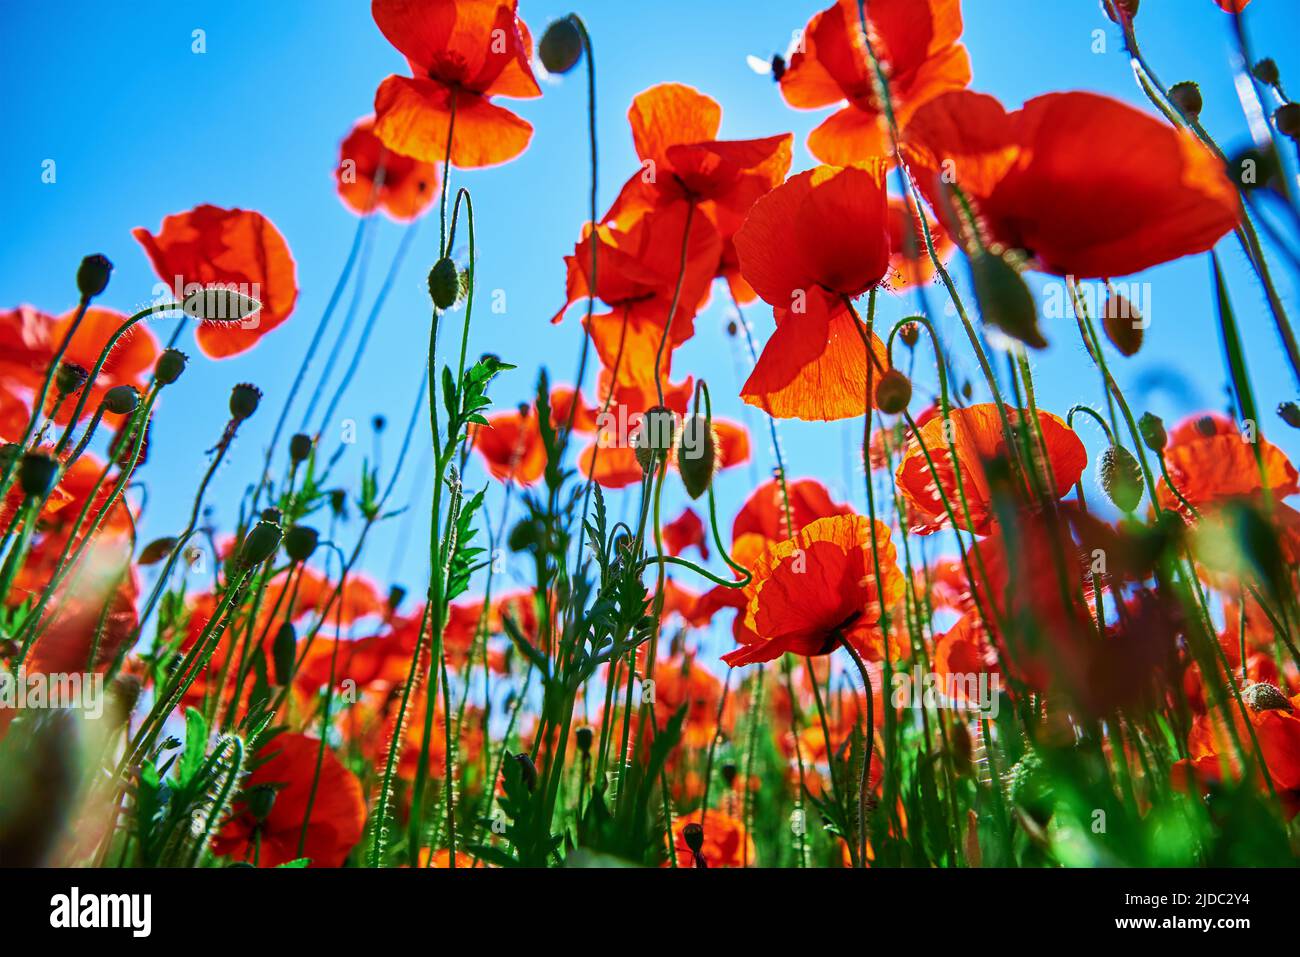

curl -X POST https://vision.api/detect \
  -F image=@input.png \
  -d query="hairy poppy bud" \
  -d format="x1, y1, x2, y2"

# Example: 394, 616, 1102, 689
238, 519, 282, 568
155, 348, 188, 386
678, 414, 716, 500
1276, 103, 1300, 140
289, 433, 314, 463
1278, 401, 1300, 429
512, 751, 538, 791
899, 321, 920, 348
1097, 445, 1143, 512
387, 585, 406, 611
1253, 58, 1280, 87
1241, 681, 1292, 713
56, 362, 89, 397
970, 250, 1047, 349
1168, 81, 1202, 120
874, 369, 912, 414
76, 253, 113, 299
1103, 0, 1137, 23
721, 762, 738, 786
104, 384, 139, 416
229, 383, 262, 422
1138, 412, 1167, 450
574, 726, 594, 754
539, 17, 583, 75
247, 784, 276, 823
1102, 292, 1143, 356
682, 822, 705, 855
273, 622, 297, 686
284, 524, 319, 562
19, 452, 58, 498
138, 536, 178, 565
633, 406, 676, 473
428, 257, 460, 310
182, 286, 261, 324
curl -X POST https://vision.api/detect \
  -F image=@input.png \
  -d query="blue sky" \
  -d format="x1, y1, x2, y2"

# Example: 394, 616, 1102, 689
3, 0, 1298, 650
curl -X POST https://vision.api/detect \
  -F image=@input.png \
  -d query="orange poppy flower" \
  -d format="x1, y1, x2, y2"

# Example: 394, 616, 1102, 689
778, 0, 970, 165
895, 404, 1088, 536
604, 83, 792, 241
887, 199, 953, 290
1156, 413, 1298, 515
213, 733, 365, 867
663, 507, 708, 560
724, 514, 904, 666
469, 388, 593, 486
371, 0, 540, 168
734, 164, 892, 421
336, 115, 439, 220
903, 90, 1240, 278
23, 553, 138, 677
732, 477, 853, 545
133, 205, 298, 359
668, 809, 755, 868
1214, 0, 1251, 11
651, 654, 724, 749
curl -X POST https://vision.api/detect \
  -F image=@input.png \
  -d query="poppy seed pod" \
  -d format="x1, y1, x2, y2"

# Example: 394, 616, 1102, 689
1276, 103, 1300, 141
229, 383, 262, 422
1138, 412, 1167, 450
1097, 445, 1143, 513
138, 536, 178, 565
874, 369, 912, 415
1168, 81, 1202, 120
899, 321, 920, 348
1102, 292, 1143, 356
273, 622, 297, 686
1253, 58, 1280, 87
633, 406, 677, 473
1278, 401, 1300, 429
678, 414, 716, 500
284, 524, 319, 563
19, 452, 58, 498
76, 253, 113, 299
181, 286, 261, 324
539, 17, 583, 75
970, 250, 1047, 350
155, 348, 188, 386
574, 725, 594, 754
55, 363, 89, 397
103, 385, 139, 416
238, 520, 283, 568
428, 257, 460, 310
246, 784, 276, 823
289, 432, 314, 463
1241, 681, 1290, 713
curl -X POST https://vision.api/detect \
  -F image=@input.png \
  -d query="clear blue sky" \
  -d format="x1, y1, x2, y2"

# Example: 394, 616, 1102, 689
3, 1, 1298, 651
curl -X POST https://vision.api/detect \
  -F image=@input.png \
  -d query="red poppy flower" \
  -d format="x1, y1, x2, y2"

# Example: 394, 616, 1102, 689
371, 0, 540, 168
652, 654, 724, 749
668, 809, 755, 868
336, 116, 439, 220
469, 388, 593, 486
724, 514, 904, 666
1156, 413, 1298, 515
732, 477, 853, 545
213, 733, 365, 867
779, 0, 971, 165
1214, 0, 1251, 11
895, 403, 1088, 536
734, 164, 892, 421
663, 507, 708, 560
604, 83, 792, 242
133, 205, 298, 359
887, 199, 953, 290
903, 90, 1240, 278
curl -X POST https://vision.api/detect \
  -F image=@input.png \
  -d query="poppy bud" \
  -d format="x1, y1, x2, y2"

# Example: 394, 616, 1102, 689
1241, 681, 1291, 713
387, 585, 407, 611
874, 369, 912, 415
726, 320, 738, 337
960, 380, 973, 401
1097, 445, 1143, 512
182, 286, 261, 324
19, 452, 58, 498
575, 726, 594, 754
56, 362, 89, 397
329, 489, 348, 519
970, 250, 1047, 350
721, 762, 738, 786
678, 414, 716, 500
247, 784, 276, 823
1229, 145, 1280, 191
283, 524, 319, 563
76, 253, 114, 300
682, 822, 706, 855
1168, 81, 1202, 120
104, 384, 139, 416
633, 406, 677, 473
1138, 412, 1167, 450
899, 321, 920, 348
138, 536, 178, 565
238, 519, 283, 568
273, 622, 297, 686
1195, 415, 1216, 437
229, 383, 262, 422
155, 348, 188, 386
1101, 292, 1143, 356
428, 257, 460, 310
1253, 58, 1280, 87
372, 414, 387, 433
1276, 103, 1300, 140
261, 506, 282, 524
1278, 401, 1300, 429
289, 433, 314, 462
512, 751, 538, 792
539, 17, 583, 75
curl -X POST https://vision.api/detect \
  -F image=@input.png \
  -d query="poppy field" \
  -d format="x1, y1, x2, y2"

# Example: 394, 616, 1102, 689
6, 0, 1300, 879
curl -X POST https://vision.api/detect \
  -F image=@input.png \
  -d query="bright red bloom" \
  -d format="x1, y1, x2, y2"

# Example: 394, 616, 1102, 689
779, 0, 971, 165
1156, 413, 1298, 515
904, 90, 1240, 278
669, 809, 755, 868
1214, 0, 1251, 11
663, 507, 708, 560
133, 205, 298, 359
886, 199, 952, 290
371, 0, 540, 168
336, 116, 439, 220
469, 388, 593, 486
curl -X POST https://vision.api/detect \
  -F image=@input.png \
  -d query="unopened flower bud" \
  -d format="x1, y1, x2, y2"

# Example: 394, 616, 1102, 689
678, 414, 716, 500
246, 784, 276, 823
138, 536, 178, 565
155, 348, 188, 386
1278, 401, 1300, 429
284, 524, 319, 562
428, 257, 460, 310
874, 369, 912, 415
289, 433, 314, 462
238, 519, 283, 568
512, 751, 538, 791
104, 385, 139, 415
1102, 292, 1143, 356
1253, 58, 1280, 87
182, 286, 261, 324
899, 321, 920, 348
56, 363, 89, 397
1241, 681, 1292, 713
1138, 412, 1167, 450
19, 452, 58, 498
76, 254, 113, 299
229, 383, 262, 422
539, 17, 583, 75
1169, 81, 1202, 120
387, 585, 406, 611
574, 726, 594, 754
633, 406, 676, 473
273, 622, 297, 686
970, 250, 1047, 350
1097, 445, 1143, 513
1276, 103, 1300, 140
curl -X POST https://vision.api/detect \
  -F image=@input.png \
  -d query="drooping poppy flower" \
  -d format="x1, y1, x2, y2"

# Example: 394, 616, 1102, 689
336, 115, 439, 220
668, 809, 755, 868
734, 164, 892, 421
903, 90, 1240, 278
663, 507, 708, 560
133, 205, 298, 359
604, 83, 792, 242
895, 403, 1088, 536
213, 733, 365, 867
724, 514, 904, 666
1156, 413, 1298, 515
371, 0, 540, 168
779, 0, 971, 165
